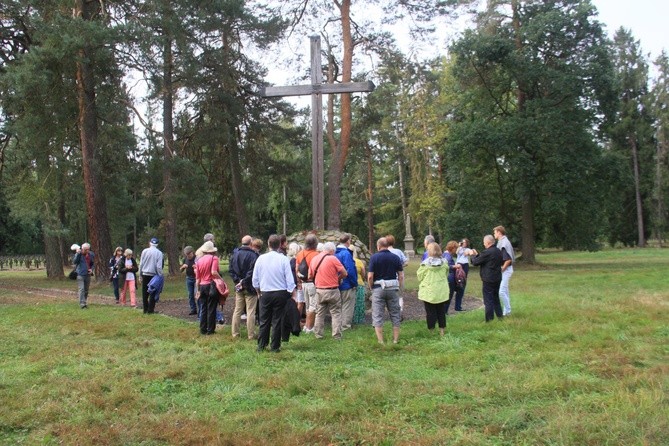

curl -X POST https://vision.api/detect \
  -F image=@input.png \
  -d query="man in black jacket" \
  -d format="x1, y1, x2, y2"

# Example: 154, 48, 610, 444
470, 235, 504, 322
229, 235, 260, 339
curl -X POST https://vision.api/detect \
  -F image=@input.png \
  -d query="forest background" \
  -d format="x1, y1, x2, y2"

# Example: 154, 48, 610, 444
1, 0, 668, 279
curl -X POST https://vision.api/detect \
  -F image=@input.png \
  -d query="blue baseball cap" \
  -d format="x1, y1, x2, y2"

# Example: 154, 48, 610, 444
150, 237, 159, 245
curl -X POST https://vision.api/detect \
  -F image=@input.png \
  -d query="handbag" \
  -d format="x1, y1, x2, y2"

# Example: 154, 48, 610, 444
212, 278, 229, 304
68, 269, 78, 280
204, 255, 229, 304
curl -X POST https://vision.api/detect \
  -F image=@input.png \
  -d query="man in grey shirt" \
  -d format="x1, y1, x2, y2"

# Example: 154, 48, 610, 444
139, 237, 164, 314
494, 226, 515, 316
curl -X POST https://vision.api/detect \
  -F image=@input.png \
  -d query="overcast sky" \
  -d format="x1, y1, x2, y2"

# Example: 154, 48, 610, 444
592, 0, 667, 64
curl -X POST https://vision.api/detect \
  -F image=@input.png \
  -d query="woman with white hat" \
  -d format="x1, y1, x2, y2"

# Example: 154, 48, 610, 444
194, 241, 222, 335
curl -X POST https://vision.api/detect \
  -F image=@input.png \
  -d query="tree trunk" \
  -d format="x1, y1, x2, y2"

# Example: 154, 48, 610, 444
325, 50, 341, 229
397, 150, 408, 228
44, 229, 64, 279
74, 0, 112, 281
228, 138, 250, 237
327, 0, 353, 230
520, 191, 536, 263
365, 142, 375, 253
654, 126, 668, 245
630, 137, 646, 247
513, 0, 533, 262
162, 34, 179, 275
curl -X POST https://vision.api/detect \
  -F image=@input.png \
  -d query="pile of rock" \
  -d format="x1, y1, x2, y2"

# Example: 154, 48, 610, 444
287, 230, 371, 264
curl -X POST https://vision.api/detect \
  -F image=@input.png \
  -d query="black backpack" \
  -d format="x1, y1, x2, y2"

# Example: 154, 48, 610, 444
297, 255, 309, 280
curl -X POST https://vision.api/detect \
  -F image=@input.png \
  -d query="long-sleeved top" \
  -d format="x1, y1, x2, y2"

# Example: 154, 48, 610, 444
417, 257, 450, 304
73, 251, 95, 276
335, 246, 358, 290
228, 246, 259, 293
139, 246, 164, 277
252, 250, 296, 293
471, 245, 503, 284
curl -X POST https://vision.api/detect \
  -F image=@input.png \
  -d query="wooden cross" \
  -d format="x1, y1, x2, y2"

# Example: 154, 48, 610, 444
261, 35, 375, 230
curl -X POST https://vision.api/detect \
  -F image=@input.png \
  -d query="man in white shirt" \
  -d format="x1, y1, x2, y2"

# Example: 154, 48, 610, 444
494, 226, 515, 316
252, 234, 296, 352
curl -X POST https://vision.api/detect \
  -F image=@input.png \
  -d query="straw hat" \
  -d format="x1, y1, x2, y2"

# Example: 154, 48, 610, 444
198, 240, 217, 254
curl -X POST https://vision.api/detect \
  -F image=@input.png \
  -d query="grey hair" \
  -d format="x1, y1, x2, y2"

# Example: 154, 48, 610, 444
322, 242, 336, 253
304, 234, 319, 250
287, 242, 302, 258
203, 233, 214, 242
484, 234, 495, 246
81, 243, 91, 249
424, 235, 435, 245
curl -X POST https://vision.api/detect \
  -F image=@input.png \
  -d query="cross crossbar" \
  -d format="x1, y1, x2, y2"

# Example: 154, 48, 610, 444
261, 81, 375, 98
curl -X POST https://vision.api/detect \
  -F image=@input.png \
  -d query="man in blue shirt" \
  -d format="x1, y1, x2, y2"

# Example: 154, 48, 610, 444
367, 237, 404, 344
335, 233, 358, 330
252, 234, 296, 352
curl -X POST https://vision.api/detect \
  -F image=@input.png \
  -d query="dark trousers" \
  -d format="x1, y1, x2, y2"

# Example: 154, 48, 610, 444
443, 280, 458, 313
141, 275, 156, 313
424, 301, 447, 329
258, 290, 290, 351
112, 277, 120, 301
454, 263, 469, 310
482, 280, 503, 322
199, 284, 218, 334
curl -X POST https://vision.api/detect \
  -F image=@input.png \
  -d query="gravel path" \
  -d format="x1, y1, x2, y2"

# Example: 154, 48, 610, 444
0, 285, 483, 323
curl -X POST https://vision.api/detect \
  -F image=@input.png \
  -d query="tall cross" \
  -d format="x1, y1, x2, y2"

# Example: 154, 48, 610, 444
261, 35, 375, 230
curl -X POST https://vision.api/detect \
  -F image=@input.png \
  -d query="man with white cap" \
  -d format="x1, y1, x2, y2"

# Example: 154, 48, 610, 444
139, 237, 164, 314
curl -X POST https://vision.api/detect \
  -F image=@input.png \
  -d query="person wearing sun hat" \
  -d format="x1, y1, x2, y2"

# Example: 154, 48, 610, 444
194, 240, 222, 335
139, 237, 163, 314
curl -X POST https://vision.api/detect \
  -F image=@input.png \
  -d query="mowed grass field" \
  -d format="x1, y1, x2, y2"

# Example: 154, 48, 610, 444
0, 249, 667, 445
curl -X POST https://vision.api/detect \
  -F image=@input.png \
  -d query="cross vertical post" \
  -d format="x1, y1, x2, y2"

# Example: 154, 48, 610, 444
260, 36, 375, 231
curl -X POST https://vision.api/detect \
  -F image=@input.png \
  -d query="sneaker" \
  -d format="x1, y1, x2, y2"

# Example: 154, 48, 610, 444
241, 314, 247, 320
217, 319, 225, 325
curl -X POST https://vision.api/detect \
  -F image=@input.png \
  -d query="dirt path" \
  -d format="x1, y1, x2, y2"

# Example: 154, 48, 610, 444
0, 284, 483, 323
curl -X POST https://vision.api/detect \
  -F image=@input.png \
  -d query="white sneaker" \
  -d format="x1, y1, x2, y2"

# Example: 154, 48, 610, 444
241, 314, 247, 320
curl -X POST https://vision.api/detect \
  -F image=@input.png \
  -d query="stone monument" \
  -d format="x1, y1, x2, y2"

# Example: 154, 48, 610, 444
403, 214, 415, 259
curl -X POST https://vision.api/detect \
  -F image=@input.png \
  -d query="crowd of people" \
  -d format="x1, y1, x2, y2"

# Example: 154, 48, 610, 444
72, 225, 515, 350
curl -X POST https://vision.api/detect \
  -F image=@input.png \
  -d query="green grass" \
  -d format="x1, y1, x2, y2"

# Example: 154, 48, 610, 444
0, 249, 667, 445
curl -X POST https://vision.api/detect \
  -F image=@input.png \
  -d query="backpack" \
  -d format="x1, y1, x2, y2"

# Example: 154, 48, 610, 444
454, 267, 467, 290
297, 254, 309, 280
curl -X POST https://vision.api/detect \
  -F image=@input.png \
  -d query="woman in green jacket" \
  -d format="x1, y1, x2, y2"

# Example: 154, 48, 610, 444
417, 242, 457, 335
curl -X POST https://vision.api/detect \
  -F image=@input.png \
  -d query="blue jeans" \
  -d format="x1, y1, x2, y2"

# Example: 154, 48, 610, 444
186, 277, 196, 312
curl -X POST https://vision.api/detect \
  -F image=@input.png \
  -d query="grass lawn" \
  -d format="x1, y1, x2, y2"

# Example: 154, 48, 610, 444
0, 249, 667, 445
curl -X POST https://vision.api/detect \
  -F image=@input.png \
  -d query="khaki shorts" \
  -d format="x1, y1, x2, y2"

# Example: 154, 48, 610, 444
302, 282, 317, 313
